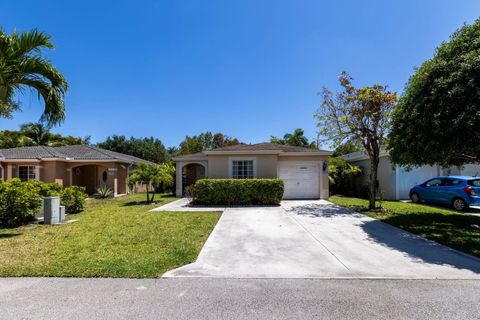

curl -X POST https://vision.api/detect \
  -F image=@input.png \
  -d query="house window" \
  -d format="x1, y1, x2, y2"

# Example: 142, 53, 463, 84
18, 166, 36, 181
232, 160, 254, 179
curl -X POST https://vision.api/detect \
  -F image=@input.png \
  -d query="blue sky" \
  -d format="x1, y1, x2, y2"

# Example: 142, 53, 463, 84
1, 1, 479, 148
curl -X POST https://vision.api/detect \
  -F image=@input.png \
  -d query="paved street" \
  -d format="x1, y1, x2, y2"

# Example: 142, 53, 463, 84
1, 277, 479, 320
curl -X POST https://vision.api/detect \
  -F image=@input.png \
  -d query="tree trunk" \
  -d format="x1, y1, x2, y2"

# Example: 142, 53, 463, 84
368, 156, 379, 210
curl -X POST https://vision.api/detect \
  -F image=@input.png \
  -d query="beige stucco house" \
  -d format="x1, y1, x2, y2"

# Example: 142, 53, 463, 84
0, 145, 151, 196
174, 143, 332, 199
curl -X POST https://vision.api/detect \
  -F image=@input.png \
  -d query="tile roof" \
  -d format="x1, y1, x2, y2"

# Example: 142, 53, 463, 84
0, 145, 151, 164
208, 142, 329, 153
174, 142, 331, 160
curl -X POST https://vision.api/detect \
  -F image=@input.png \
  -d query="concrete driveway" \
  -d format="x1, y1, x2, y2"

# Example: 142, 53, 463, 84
161, 200, 480, 279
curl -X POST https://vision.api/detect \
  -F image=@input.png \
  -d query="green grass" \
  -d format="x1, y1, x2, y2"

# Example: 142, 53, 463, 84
0, 193, 221, 278
330, 195, 480, 258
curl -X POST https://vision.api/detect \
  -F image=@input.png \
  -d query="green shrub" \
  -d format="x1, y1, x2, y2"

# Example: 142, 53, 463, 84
0, 179, 43, 226
28, 180, 63, 197
193, 179, 284, 205
61, 186, 88, 213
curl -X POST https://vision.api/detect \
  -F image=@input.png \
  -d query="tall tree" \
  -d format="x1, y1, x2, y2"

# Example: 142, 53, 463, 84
0, 29, 68, 125
178, 132, 240, 155
315, 72, 397, 209
97, 135, 168, 164
19, 122, 52, 145
332, 140, 361, 157
270, 128, 316, 148
389, 19, 480, 167
0, 123, 88, 148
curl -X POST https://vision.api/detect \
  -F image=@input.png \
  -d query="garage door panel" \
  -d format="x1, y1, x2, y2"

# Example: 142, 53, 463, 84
278, 161, 320, 199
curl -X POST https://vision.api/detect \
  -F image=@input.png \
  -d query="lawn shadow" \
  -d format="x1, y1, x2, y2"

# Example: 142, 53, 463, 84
419, 201, 480, 215
288, 202, 480, 274
0, 233, 21, 239
123, 201, 164, 207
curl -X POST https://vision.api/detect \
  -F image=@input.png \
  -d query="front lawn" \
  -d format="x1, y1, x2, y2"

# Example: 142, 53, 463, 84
330, 196, 480, 258
0, 193, 221, 277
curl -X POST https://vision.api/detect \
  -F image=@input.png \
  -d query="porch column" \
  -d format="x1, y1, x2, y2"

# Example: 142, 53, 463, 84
66, 168, 72, 186
176, 161, 183, 197
108, 167, 118, 196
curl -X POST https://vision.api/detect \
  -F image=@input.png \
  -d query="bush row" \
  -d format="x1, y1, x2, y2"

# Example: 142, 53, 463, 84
0, 179, 88, 227
192, 178, 284, 205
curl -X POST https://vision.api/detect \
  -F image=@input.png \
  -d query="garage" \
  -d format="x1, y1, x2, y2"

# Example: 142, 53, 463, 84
396, 165, 439, 200
278, 161, 320, 199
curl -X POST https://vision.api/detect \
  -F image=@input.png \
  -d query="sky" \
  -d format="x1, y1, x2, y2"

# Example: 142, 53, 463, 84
1, 1, 479, 148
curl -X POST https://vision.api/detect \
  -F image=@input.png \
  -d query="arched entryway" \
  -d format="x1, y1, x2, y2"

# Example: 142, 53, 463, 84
183, 163, 206, 190
71, 164, 110, 195
175, 160, 208, 197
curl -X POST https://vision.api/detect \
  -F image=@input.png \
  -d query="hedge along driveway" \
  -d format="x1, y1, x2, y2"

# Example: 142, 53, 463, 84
0, 193, 221, 278
194, 178, 284, 205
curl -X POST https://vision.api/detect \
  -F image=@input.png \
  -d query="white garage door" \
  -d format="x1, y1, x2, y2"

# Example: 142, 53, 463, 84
278, 161, 320, 199
396, 165, 438, 200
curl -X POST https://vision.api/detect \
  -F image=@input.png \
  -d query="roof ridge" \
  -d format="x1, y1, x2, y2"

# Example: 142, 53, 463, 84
85, 145, 116, 159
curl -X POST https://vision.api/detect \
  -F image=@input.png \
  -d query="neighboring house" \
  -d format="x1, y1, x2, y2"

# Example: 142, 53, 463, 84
0, 145, 151, 196
342, 150, 480, 200
174, 142, 332, 199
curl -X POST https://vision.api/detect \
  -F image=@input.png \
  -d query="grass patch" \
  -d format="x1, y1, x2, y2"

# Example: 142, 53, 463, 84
330, 195, 480, 258
0, 193, 221, 278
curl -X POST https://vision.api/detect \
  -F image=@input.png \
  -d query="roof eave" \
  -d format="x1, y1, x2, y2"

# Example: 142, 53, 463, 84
280, 151, 332, 156
204, 150, 281, 155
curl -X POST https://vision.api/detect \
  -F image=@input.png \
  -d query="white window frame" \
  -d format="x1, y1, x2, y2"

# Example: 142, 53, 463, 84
228, 157, 256, 179
18, 165, 38, 181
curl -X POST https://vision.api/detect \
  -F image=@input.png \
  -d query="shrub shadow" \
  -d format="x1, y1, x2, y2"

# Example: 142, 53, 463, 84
0, 233, 21, 239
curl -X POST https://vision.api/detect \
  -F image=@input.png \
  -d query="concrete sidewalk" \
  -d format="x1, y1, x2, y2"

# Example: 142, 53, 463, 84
164, 200, 480, 279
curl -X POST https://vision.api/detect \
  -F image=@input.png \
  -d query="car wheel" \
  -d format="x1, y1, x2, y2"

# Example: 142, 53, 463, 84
452, 198, 467, 211
410, 192, 421, 203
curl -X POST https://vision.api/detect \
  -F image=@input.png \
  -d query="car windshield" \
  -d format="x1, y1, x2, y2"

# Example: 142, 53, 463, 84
467, 179, 480, 187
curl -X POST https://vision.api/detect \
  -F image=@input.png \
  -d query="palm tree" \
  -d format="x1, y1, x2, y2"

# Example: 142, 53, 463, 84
0, 29, 68, 125
20, 122, 52, 145
271, 128, 313, 148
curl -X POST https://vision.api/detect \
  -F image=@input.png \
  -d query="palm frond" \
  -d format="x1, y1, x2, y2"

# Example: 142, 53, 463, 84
11, 29, 53, 58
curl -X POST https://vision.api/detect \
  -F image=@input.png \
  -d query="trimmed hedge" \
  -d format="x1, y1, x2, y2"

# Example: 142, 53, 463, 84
193, 178, 284, 205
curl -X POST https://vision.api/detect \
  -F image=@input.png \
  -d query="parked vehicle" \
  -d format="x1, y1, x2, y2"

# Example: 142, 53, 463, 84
409, 176, 480, 211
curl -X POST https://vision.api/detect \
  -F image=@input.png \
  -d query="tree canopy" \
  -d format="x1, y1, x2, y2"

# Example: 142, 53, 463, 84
389, 19, 480, 167
177, 132, 240, 156
315, 71, 397, 209
270, 128, 317, 148
0, 29, 67, 125
97, 135, 169, 164
0, 122, 89, 148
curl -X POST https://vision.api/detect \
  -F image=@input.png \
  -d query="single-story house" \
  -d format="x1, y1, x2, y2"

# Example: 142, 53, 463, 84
173, 142, 332, 199
0, 145, 151, 196
342, 150, 480, 200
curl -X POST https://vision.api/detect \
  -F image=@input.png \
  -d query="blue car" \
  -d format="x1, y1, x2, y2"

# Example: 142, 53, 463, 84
409, 176, 480, 211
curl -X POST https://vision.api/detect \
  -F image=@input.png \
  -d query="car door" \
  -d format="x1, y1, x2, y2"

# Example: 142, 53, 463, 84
420, 178, 444, 202
438, 178, 463, 203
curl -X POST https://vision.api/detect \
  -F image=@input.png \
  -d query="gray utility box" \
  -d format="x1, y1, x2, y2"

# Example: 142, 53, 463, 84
44, 197, 64, 224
